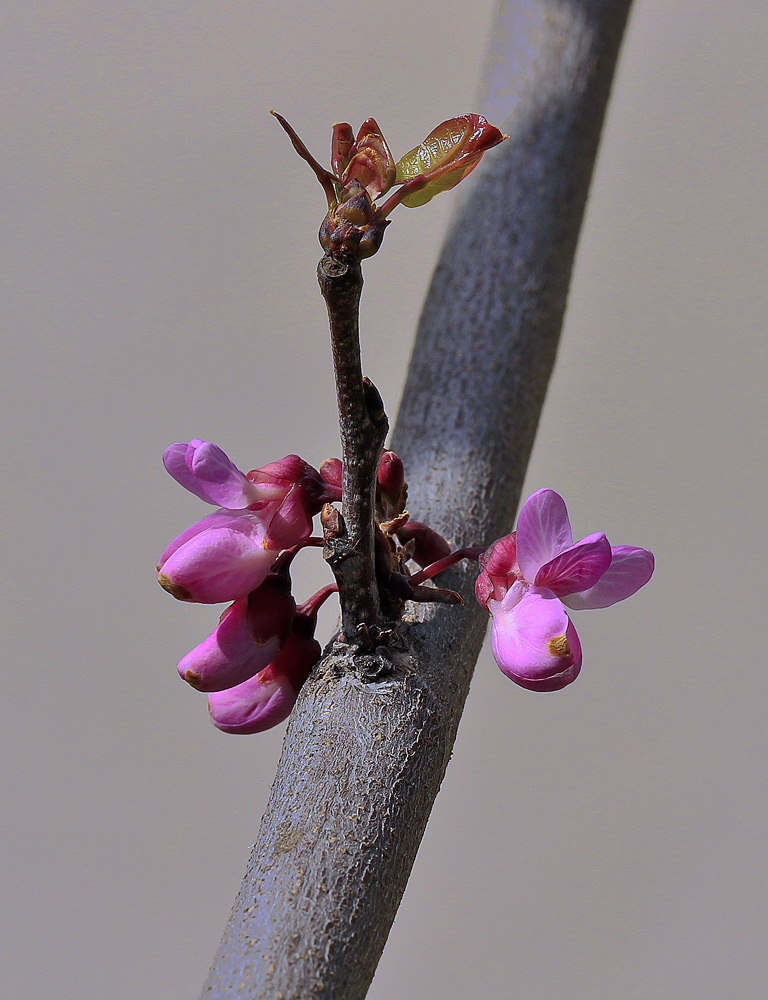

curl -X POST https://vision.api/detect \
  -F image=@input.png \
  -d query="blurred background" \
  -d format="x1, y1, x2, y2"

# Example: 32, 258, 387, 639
2, 1, 767, 997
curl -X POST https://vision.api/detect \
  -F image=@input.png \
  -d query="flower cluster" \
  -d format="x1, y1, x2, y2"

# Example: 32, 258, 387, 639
476, 489, 655, 691
158, 442, 654, 732
156, 440, 341, 733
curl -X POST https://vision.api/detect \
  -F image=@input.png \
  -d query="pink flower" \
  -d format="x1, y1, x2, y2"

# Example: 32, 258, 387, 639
176, 567, 296, 692
156, 441, 340, 604
156, 508, 277, 604
476, 489, 654, 691
207, 586, 334, 735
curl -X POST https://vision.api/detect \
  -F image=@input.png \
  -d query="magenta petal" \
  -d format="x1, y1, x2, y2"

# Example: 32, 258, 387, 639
516, 489, 573, 582
207, 670, 297, 734
264, 486, 314, 550
206, 627, 321, 734
480, 533, 519, 579
186, 440, 261, 508
534, 532, 612, 596
489, 583, 578, 683
562, 545, 655, 610
156, 509, 276, 603
177, 597, 283, 692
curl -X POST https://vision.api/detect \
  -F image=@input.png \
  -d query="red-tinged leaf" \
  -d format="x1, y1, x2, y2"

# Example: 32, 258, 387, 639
393, 114, 505, 208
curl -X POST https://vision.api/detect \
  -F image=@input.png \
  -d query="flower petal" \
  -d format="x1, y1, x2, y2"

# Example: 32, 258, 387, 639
534, 532, 612, 596
156, 509, 276, 604
516, 489, 573, 582
163, 440, 260, 508
177, 596, 284, 692
562, 545, 655, 610
489, 583, 578, 684
207, 627, 321, 734
502, 620, 582, 691
207, 669, 297, 734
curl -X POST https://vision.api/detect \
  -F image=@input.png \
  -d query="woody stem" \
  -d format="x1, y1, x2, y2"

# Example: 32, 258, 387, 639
317, 253, 389, 650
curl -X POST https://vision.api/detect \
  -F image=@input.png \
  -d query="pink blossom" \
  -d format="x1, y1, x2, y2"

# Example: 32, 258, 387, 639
176, 568, 296, 692
207, 587, 333, 735
156, 508, 277, 604
157, 441, 340, 604
476, 489, 654, 691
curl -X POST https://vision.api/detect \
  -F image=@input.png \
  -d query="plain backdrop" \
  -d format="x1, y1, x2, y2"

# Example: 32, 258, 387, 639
2, 2, 767, 998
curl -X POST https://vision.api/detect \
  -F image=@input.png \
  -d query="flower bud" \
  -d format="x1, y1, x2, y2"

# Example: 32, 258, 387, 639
156, 509, 277, 604
246, 455, 341, 550
207, 610, 322, 734
177, 575, 294, 692
395, 520, 452, 568
206, 583, 335, 734
377, 450, 406, 517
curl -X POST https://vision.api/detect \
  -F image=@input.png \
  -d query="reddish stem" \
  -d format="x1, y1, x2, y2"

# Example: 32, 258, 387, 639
408, 547, 485, 586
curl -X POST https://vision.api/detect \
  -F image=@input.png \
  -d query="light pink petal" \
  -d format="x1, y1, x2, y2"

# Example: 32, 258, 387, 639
177, 597, 283, 692
186, 440, 262, 508
502, 620, 582, 691
562, 545, 655, 610
489, 583, 578, 684
516, 489, 573, 582
163, 440, 261, 508
163, 442, 208, 499
534, 532, 612, 596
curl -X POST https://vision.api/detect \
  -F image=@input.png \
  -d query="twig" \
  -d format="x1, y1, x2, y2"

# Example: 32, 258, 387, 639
317, 253, 389, 650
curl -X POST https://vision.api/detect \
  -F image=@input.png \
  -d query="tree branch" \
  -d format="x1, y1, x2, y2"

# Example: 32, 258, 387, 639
200, 1, 634, 996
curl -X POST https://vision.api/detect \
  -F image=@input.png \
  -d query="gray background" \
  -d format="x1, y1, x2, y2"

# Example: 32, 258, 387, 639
2, 1, 767, 997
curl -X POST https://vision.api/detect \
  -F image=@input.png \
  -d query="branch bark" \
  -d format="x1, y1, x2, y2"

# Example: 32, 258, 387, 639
201, 1, 634, 996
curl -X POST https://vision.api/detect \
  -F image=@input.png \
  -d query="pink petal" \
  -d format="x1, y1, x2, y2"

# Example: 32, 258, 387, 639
207, 670, 297, 734
502, 620, 582, 691
163, 440, 259, 508
534, 532, 612, 596
516, 489, 573, 582
207, 628, 321, 734
156, 509, 276, 604
187, 440, 261, 508
177, 597, 283, 692
562, 546, 655, 610
489, 583, 579, 684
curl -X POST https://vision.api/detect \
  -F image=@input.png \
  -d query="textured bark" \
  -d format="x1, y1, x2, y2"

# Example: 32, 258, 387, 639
201, 1, 634, 997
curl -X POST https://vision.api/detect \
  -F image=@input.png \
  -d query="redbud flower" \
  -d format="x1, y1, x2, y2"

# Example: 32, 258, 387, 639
476, 489, 654, 691
176, 566, 296, 692
156, 508, 277, 604
207, 585, 334, 735
157, 441, 340, 604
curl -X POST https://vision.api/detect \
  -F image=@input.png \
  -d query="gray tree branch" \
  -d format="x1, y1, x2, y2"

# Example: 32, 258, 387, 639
200, 1, 634, 996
